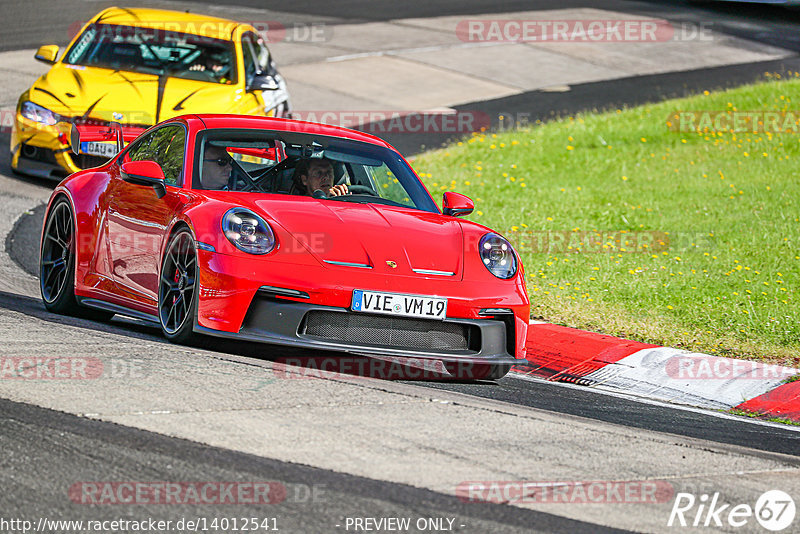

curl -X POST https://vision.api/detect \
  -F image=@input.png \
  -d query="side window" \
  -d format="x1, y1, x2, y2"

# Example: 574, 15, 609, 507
121, 125, 185, 186
241, 34, 258, 85
126, 135, 154, 162
148, 125, 186, 186
254, 37, 271, 73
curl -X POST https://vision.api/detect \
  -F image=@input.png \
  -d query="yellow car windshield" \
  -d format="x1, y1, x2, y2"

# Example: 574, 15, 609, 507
63, 23, 237, 84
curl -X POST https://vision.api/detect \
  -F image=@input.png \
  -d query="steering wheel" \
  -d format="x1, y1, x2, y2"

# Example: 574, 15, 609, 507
176, 66, 217, 82
347, 185, 376, 196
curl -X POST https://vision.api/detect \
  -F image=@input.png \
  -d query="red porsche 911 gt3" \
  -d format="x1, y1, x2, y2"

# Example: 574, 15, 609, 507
39, 115, 529, 379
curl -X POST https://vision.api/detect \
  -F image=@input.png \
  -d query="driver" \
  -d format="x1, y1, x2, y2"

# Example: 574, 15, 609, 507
201, 145, 232, 190
188, 51, 231, 83
294, 158, 349, 197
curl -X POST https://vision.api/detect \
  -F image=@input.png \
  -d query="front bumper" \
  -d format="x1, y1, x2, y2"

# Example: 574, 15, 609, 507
195, 250, 529, 364
10, 114, 139, 179
195, 296, 520, 365
11, 116, 80, 179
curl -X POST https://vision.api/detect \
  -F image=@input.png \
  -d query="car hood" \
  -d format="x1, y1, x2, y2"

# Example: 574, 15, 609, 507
250, 198, 464, 279
29, 63, 239, 125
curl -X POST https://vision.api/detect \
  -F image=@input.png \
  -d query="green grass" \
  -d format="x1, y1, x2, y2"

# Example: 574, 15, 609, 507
728, 408, 800, 426
410, 73, 800, 366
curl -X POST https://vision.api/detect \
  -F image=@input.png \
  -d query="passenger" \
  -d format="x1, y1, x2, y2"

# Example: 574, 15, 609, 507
294, 158, 349, 197
201, 145, 232, 190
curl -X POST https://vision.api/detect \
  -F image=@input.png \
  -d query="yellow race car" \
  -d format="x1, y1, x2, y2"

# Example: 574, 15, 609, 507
11, 7, 292, 179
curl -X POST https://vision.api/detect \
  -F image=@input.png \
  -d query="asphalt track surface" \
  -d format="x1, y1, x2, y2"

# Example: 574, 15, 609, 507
7, 203, 800, 458
3, 0, 800, 531
3, 0, 800, 52
3, 396, 627, 533
5, 0, 800, 453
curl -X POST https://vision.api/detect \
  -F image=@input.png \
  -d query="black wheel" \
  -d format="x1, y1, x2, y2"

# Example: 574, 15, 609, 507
40, 199, 113, 321
40, 199, 80, 313
159, 229, 198, 343
445, 362, 511, 381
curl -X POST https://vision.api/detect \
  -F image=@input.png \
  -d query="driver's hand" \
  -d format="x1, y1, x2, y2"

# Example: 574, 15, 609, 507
189, 64, 206, 71
327, 184, 349, 197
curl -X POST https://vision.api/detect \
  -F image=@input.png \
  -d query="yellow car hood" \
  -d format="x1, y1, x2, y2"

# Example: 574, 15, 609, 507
30, 63, 243, 125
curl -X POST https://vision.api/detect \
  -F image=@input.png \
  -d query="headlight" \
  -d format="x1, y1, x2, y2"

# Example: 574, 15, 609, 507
222, 208, 276, 254
20, 101, 58, 125
479, 233, 517, 279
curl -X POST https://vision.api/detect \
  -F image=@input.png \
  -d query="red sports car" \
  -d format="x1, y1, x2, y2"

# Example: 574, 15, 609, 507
39, 115, 529, 379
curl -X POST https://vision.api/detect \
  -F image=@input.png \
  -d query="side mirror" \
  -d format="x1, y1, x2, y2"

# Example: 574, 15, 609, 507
121, 161, 167, 199
247, 73, 280, 91
35, 45, 59, 64
70, 121, 124, 157
442, 192, 474, 217
70, 123, 81, 155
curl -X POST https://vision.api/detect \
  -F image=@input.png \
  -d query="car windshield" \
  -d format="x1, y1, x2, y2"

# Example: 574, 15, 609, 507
194, 129, 439, 213
63, 23, 236, 84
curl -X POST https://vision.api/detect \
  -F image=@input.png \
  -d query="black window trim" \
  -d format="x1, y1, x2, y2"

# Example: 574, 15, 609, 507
116, 121, 190, 188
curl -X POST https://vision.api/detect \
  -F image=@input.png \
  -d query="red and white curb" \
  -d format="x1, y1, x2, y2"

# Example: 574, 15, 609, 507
514, 322, 800, 422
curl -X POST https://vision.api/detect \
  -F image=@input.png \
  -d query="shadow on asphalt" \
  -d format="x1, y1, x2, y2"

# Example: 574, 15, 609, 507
0, 288, 510, 384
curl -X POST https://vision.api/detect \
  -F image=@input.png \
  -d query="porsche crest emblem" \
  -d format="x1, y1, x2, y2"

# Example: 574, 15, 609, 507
386, 260, 397, 269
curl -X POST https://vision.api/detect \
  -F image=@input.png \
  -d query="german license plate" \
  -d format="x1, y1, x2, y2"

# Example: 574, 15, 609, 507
351, 290, 447, 320
80, 141, 117, 158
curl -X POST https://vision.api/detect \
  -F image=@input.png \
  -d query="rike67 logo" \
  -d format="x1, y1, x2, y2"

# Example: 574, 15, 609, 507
668, 490, 795, 531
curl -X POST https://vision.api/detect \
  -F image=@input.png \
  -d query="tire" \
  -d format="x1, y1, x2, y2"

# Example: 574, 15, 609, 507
445, 362, 512, 381
158, 228, 198, 344
40, 198, 113, 321
40, 198, 81, 314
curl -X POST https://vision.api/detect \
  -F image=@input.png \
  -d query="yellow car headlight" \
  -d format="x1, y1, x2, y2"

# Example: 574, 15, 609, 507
20, 101, 58, 126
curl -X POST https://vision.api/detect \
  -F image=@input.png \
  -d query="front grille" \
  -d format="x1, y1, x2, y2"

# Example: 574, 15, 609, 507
301, 311, 479, 352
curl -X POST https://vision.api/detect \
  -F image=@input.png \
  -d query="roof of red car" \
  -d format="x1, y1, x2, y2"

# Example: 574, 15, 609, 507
187, 114, 395, 150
